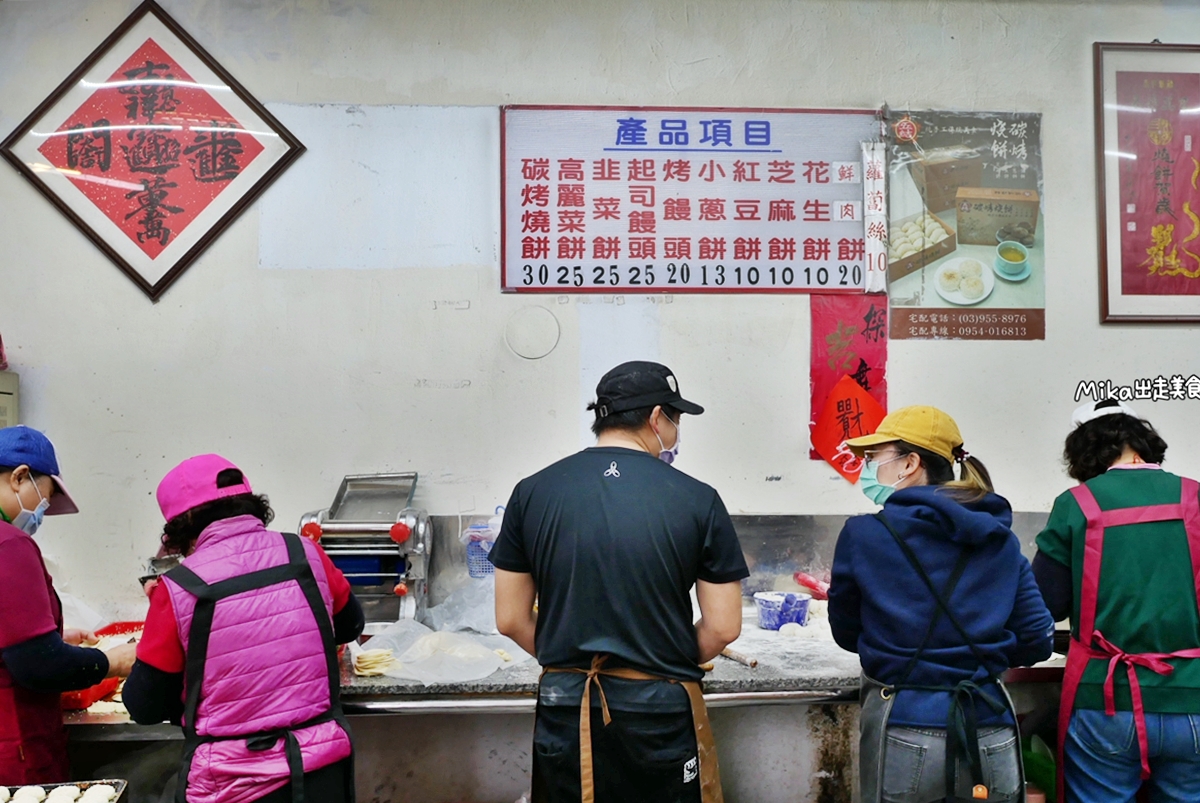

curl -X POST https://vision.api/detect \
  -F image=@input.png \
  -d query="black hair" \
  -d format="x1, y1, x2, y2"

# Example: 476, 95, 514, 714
891, 441, 994, 502
586, 403, 681, 437
160, 468, 274, 554
1064, 413, 1167, 482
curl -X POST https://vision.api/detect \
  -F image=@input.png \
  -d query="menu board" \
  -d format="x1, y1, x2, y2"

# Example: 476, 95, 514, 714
502, 106, 879, 293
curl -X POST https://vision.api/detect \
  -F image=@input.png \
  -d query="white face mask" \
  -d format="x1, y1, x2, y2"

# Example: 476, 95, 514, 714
11, 478, 49, 536
654, 416, 680, 464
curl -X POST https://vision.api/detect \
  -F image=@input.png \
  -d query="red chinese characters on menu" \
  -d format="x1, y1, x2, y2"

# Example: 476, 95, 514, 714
516, 155, 862, 266
1117, 71, 1200, 295
37, 38, 265, 259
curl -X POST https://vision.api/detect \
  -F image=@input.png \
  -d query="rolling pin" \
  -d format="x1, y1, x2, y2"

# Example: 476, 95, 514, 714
720, 647, 757, 668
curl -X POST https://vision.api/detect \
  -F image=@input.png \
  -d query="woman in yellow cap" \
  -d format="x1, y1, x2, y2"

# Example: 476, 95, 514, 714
828, 406, 1053, 803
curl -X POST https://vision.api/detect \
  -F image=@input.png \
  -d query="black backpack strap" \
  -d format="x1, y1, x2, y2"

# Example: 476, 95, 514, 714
167, 532, 350, 803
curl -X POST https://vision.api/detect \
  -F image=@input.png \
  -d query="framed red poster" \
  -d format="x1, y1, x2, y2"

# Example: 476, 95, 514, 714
1, 1, 304, 300
501, 105, 879, 293
1096, 42, 1200, 322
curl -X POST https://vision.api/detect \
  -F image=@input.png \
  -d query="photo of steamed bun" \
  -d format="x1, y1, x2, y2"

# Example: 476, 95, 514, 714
959, 259, 983, 279
960, 277, 985, 299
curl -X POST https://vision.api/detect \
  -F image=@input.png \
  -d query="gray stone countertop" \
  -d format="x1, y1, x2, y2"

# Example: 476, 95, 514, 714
341, 608, 863, 700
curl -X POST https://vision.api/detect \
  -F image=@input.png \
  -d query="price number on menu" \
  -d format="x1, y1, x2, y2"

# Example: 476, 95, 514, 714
515, 262, 865, 291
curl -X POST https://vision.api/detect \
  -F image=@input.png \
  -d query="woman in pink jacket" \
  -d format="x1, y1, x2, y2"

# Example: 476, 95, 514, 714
124, 454, 364, 803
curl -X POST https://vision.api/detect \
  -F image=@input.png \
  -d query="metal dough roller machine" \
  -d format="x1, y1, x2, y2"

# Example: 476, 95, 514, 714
297, 472, 430, 622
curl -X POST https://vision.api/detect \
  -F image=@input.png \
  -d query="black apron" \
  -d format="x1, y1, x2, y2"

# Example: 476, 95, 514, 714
166, 532, 355, 803
859, 512, 1024, 803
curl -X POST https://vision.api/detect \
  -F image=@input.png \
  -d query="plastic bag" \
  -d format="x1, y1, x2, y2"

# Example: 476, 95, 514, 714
424, 576, 497, 634
58, 591, 108, 633
385, 631, 506, 685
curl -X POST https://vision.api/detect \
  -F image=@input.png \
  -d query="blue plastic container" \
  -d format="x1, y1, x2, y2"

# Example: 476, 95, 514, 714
753, 591, 812, 630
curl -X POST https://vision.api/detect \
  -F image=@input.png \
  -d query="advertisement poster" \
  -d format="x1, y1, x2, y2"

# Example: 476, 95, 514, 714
502, 106, 878, 293
809, 293, 888, 464
885, 110, 1045, 340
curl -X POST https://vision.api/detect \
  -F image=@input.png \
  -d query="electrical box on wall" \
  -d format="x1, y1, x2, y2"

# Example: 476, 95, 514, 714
0, 373, 18, 428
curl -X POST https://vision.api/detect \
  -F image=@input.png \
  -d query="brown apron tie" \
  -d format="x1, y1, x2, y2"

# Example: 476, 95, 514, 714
542, 654, 724, 803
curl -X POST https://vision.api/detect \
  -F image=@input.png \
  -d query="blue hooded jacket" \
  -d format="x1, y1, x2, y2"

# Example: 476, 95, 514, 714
828, 485, 1054, 727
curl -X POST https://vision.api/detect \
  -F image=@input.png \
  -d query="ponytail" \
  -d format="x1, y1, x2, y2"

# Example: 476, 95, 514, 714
943, 452, 993, 501
893, 442, 993, 502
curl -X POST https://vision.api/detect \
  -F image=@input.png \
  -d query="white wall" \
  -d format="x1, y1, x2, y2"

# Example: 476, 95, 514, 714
2, 0, 1198, 619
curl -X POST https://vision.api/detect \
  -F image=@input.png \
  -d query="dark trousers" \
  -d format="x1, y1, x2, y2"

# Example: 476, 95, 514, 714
254, 757, 354, 803
532, 704, 701, 803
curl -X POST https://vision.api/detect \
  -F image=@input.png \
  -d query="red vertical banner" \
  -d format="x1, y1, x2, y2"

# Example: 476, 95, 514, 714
810, 293, 888, 461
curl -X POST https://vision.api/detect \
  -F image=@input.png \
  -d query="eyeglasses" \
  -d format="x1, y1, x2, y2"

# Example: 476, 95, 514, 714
863, 448, 900, 467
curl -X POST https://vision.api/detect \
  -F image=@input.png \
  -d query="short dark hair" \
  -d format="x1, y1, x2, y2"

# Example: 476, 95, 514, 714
0, 466, 47, 481
160, 468, 274, 554
586, 402, 681, 437
1064, 413, 1167, 482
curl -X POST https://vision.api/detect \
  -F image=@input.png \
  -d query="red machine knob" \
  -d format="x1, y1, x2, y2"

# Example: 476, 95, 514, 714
393, 583, 409, 597
301, 522, 323, 543
390, 522, 411, 544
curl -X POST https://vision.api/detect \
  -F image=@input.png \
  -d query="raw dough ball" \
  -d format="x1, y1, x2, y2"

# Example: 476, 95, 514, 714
13, 788, 46, 803
929, 228, 948, 243
959, 259, 983, 279
0, 786, 9, 803
46, 788, 80, 803
938, 268, 962, 293
779, 622, 805, 637
79, 787, 115, 803
960, 277, 985, 299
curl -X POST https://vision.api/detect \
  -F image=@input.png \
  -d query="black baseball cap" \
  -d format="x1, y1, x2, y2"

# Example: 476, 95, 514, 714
593, 361, 704, 418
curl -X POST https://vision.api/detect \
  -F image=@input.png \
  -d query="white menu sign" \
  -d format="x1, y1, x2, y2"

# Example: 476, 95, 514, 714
502, 105, 878, 293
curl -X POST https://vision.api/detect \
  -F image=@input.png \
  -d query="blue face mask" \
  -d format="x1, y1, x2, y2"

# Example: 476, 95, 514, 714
654, 416, 680, 464
10, 477, 49, 536
858, 456, 904, 506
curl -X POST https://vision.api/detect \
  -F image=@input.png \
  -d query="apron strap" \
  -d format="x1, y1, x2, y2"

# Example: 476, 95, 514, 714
167, 533, 347, 803
542, 654, 724, 803
1059, 478, 1200, 800
873, 513, 993, 671
873, 512, 1004, 797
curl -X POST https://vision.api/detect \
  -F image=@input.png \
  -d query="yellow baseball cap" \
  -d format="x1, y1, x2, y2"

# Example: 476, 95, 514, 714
843, 405, 963, 463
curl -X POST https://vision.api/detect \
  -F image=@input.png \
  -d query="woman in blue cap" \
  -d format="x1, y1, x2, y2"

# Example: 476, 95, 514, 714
0, 426, 136, 786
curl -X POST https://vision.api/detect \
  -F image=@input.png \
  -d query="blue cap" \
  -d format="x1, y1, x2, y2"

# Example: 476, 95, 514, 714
0, 426, 78, 515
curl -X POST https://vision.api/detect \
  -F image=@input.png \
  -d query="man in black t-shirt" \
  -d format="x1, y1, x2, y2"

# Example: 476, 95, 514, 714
490, 361, 749, 803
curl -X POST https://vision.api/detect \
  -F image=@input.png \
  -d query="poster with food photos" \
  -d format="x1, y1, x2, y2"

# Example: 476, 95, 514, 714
884, 110, 1045, 340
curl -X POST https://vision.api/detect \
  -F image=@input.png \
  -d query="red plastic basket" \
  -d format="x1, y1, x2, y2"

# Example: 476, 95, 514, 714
60, 620, 143, 711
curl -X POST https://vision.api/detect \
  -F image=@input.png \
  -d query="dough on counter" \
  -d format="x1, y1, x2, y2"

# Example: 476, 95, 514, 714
79, 787, 115, 803
779, 622, 805, 637
960, 277, 985, 299
352, 648, 395, 677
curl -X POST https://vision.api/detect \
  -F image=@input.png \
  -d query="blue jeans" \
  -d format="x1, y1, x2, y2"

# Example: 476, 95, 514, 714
881, 724, 1021, 803
1064, 708, 1200, 803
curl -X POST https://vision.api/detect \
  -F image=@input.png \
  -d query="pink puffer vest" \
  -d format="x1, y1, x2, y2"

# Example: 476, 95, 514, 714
164, 515, 352, 803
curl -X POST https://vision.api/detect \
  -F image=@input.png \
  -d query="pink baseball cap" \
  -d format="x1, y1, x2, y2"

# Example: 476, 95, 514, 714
156, 454, 254, 522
